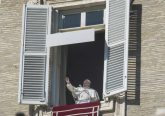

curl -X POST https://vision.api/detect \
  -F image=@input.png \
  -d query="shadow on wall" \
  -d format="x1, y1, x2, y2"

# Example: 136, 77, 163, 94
126, 4, 142, 106
15, 112, 25, 116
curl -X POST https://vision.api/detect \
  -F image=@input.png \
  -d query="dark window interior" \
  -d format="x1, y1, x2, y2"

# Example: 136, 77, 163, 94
86, 10, 104, 26
62, 13, 81, 28
66, 32, 105, 104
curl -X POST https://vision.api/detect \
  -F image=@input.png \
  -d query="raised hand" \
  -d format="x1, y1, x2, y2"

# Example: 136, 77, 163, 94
65, 77, 70, 84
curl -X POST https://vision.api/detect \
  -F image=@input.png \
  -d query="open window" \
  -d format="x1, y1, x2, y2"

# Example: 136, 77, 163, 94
46, 27, 97, 106
47, 6, 106, 106
18, 0, 130, 105
65, 32, 105, 104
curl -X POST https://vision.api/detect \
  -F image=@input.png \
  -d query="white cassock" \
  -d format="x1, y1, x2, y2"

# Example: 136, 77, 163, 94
66, 83, 99, 104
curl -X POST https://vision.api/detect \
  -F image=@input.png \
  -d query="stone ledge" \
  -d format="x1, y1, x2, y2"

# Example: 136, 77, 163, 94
47, 0, 105, 10
100, 100, 114, 112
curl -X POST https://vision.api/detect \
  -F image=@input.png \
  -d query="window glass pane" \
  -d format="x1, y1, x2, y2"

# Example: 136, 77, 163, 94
86, 10, 103, 26
62, 13, 81, 28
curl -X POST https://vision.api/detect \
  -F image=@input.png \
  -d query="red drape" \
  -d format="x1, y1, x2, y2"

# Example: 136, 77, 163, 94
52, 102, 100, 116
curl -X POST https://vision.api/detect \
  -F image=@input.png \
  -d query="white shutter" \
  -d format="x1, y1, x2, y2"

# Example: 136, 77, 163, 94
103, 0, 130, 97
18, 5, 51, 104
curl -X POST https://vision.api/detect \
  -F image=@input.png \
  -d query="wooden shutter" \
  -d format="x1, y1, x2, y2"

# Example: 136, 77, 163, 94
18, 5, 51, 104
103, 0, 130, 97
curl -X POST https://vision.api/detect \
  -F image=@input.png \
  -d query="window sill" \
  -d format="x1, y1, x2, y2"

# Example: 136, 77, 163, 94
59, 24, 105, 33
99, 100, 114, 112
48, 0, 106, 10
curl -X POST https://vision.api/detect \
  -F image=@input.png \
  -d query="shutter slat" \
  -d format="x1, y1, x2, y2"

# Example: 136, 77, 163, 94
24, 7, 48, 53
104, 0, 129, 97
22, 55, 46, 101
105, 44, 124, 93
19, 5, 50, 104
107, 0, 128, 46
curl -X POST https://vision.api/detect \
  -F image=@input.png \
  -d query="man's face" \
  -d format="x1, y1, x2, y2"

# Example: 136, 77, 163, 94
83, 79, 91, 88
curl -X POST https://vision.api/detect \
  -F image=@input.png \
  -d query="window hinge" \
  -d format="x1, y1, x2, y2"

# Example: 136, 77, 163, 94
40, 91, 46, 102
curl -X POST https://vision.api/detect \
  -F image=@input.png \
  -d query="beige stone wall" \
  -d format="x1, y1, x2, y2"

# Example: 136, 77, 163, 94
0, 0, 29, 116
1, 0, 165, 116
127, 0, 165, 116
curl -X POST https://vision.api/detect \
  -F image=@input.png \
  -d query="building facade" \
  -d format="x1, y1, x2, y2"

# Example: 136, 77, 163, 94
0, 0, 165, 116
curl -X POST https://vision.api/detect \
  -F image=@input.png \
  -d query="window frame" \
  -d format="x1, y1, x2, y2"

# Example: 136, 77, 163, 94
86, 10, 104, 26
18, 1, 129, 113
58, 5, 105, 30
48, 5, 106, 106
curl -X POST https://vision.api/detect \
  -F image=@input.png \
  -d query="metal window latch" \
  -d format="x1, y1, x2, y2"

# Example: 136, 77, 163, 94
40, 99, 45, 102
40, 91, 46, 102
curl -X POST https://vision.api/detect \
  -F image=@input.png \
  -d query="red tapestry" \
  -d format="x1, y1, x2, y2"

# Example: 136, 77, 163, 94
52, 102, 100, 116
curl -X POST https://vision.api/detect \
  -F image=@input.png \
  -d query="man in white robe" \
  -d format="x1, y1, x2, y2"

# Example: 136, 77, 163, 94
66, 77, 99, 104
